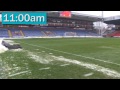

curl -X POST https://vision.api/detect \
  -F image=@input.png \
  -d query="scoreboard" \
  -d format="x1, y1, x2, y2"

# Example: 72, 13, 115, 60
60, 11, 71, 18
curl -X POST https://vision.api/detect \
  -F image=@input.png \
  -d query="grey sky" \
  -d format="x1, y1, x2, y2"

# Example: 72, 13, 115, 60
72, 11, 120, 17
1, 11, 120, 18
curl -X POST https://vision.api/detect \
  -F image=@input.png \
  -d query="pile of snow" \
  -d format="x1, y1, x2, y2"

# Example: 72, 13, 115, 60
0, 39, 8, 53
4, 40, 19, 45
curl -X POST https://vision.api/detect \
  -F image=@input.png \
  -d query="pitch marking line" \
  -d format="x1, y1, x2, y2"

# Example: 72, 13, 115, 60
8, 70, 30, 77
19, 41, 120, 66
27, 51, 120, 78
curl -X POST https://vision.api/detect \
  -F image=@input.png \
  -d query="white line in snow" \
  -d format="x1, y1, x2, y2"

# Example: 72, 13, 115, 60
19, 42, 120, 66
8, 70, 30, 77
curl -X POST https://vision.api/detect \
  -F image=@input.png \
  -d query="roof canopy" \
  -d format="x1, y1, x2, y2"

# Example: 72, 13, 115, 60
104, 16, 120, 25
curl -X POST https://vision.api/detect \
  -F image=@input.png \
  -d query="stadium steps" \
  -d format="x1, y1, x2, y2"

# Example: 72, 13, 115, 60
8, 30, 12, 37
52, 32, 56, 36
41, 31, 47, 36
20, 30, 25, 37
44, 31, 56, 36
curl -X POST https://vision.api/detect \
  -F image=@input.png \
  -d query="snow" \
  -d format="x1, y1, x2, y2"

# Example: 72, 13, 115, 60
0, 39, 8, 53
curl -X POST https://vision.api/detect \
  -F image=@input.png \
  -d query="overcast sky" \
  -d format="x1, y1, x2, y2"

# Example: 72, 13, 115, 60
0, 11, 120, 18
72, 11, 120, 17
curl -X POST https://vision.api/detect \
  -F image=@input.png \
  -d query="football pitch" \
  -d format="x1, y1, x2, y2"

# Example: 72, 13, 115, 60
1, 38, 120, 79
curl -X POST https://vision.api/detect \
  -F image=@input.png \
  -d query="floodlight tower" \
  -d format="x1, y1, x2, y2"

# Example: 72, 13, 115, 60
101, 11, 104, 36
102, 11, 104, 22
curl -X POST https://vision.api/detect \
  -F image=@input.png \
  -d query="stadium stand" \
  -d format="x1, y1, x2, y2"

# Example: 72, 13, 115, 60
22, 29, 43, 37
106, 30, 120, 37
0, 11, 102, 38
104, 16, 120, 37
0, 28, 9, 38
0, 27, 100, 38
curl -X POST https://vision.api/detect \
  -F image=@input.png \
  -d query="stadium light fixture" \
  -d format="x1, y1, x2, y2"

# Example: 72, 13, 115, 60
100, 11, 104, 36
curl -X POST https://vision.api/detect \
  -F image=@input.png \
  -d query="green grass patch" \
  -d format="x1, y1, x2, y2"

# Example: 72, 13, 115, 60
1, 38, 120, 79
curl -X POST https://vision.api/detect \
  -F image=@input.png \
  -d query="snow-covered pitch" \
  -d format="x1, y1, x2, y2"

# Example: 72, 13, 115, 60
0, 39, 8, 53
